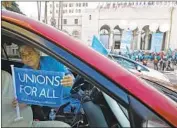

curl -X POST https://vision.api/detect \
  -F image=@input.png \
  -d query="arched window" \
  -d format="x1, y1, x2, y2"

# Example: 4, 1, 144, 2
99, 25, 111, 49
113, 26, 122, 49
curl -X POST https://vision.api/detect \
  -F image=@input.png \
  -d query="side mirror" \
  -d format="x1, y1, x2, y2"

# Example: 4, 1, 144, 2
137, 66, 142, 72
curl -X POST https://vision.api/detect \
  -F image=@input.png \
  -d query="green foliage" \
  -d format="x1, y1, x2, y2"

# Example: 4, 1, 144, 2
2, 1, 24, 15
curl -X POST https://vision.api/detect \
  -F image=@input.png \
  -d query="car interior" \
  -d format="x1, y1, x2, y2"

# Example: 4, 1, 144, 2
1, 28, 172, 128
1, 32, 128, 128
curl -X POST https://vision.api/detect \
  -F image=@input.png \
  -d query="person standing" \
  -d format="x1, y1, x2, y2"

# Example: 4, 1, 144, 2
154, 55, 159, 70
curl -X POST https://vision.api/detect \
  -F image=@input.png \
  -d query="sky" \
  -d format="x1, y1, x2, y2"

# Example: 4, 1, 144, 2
17, 2, 43, 18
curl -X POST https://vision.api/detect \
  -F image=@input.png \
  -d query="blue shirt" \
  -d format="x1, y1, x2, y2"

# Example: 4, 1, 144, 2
23, 56, 80, 113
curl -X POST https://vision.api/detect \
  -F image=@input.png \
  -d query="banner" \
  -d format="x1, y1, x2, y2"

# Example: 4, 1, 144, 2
120, 31, 133, 54
150, 33, 163, 53
91, 35, 109, 56
12, 67, 65, 107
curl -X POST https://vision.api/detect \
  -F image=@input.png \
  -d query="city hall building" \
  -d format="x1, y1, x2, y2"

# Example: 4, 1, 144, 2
81, 2, 177, 52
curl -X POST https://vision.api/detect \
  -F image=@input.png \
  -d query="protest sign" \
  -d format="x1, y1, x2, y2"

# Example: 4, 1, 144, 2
11, 67, 65, 107
120, 31, 133, 54
150, 33, 163, 53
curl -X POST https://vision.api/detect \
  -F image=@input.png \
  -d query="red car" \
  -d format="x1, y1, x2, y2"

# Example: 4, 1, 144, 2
2, 10, 177, 127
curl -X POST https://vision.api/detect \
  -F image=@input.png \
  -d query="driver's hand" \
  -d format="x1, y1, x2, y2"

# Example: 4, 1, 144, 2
12, 98, 27, 109
61, 75, 74, 86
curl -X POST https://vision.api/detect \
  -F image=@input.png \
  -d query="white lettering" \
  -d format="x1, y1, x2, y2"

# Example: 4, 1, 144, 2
39, 88, 46, 98
37, 75, 45, 84
54, 76, 61, 86
46, 89, 53, 98
31, 87, 37, 97
46, 76, 54, 86
26, 74, 34, 83
53, 90, 59, 98
20, 84, 24, 93
18, 73, 25, 82
18, 73, 62, 86
24, 86, 32, 96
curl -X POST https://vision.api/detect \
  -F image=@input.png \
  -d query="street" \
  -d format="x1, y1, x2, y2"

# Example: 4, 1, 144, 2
146, 61, 177, 84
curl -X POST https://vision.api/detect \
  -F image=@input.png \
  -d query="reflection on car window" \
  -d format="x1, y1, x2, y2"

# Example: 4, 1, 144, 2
130, 96, 170, 128
121, 59, 136, 69
1, 46, 7, 59
137, 64, 148, 72
2, 42, 21, 61
118, 103, 129, 120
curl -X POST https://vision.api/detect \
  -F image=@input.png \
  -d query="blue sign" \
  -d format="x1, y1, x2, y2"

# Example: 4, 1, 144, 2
100, 35, 109, 49
151, 33, 163, 52
91, 35, 109, 56
120, 31, 133, 53
13, 67, 65, 107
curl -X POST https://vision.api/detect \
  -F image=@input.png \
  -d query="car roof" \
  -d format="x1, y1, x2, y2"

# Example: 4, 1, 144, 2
2, 10, 177, 126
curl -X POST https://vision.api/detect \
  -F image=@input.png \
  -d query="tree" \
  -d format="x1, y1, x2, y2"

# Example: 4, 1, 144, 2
2, 1, 24, 15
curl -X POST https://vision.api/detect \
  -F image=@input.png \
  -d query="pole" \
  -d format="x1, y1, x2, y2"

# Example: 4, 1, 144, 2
10, 65, 23, 121
44, 1, 47, 24
52, 1, 55, 20
46, 2, 48, 24
37, 2, 39, 20
58, 1, 61, 29
168, 7, 174, 49
61, 1, 63, 30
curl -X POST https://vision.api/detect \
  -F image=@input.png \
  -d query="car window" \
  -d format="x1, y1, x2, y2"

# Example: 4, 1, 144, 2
121, 59, 136, 69
103, 93, 130, 127
136, 64, 149, 72
129, 95, 171, 128
112, 56, 136, 70
2, 23, 131, 127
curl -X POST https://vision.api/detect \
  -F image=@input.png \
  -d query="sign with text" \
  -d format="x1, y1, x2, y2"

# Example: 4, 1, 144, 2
150, 33, 164, 53
12, 67, 65, 107
120, 31, 133, 53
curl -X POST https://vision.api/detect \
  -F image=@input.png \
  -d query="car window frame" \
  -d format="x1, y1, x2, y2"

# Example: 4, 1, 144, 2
2, 20, 130, 111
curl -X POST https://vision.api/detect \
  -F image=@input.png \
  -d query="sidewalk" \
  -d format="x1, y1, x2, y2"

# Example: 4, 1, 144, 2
146, 61, 177, 84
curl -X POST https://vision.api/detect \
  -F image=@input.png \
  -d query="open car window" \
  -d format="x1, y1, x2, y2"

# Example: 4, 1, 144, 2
2, 22, 132, 127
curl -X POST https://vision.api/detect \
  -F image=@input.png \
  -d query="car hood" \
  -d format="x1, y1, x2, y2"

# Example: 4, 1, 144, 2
140, 66, 170, 82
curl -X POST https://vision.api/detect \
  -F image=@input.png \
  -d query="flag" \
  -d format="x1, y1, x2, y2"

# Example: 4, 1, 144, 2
91, 35, 108, 56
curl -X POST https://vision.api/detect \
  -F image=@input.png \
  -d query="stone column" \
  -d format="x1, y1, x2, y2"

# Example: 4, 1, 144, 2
109, 32, 114, 49
144, 31, 149, 50
137, 30, 142, 50
165, 31, 170, 50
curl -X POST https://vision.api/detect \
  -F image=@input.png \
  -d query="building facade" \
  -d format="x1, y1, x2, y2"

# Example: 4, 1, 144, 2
81, 2, 177, 52
46, 2, 96, 38
5, 2, 177, 58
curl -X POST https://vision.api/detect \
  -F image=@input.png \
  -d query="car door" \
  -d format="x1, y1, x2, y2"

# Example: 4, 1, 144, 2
1, 19, 175, 127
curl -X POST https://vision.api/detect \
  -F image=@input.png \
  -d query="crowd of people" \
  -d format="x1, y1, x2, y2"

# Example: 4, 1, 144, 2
111, 49, 177, 71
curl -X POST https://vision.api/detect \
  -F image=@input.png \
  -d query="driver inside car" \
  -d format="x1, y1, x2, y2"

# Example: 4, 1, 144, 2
12, 45, 81, 121
2, 70, 71, 127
